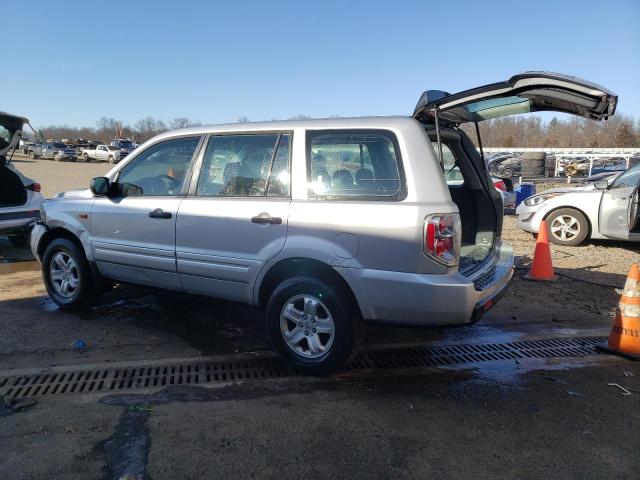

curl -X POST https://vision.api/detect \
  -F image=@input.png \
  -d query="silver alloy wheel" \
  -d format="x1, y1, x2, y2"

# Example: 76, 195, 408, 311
550, 215, 580, 241
280, 294, 335, 359
50, 252, 79, 298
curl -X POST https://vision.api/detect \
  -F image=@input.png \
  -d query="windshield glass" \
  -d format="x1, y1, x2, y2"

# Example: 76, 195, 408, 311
107, 146, 120, 150
53, 142, 67, 148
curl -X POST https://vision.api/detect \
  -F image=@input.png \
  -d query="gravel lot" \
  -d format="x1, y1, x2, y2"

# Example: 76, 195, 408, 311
2, 154, 640, 479
9, 152, 112, 198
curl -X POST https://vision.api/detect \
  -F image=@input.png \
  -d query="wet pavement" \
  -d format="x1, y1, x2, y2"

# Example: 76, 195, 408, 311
1, 230, 639, 478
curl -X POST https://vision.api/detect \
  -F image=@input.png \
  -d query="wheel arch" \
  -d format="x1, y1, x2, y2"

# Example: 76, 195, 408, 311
256, 257, 363, 317
38, 227, 87, 260
543, 205, 593, 239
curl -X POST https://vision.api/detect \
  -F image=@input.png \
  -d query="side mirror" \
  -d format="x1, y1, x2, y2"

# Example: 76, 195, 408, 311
594, 179, 609, 190
90, 176, 110, 196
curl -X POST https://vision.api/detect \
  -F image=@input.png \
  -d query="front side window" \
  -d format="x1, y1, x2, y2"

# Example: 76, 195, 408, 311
308, 130, 403, 199
196, 133, 290, 197
115, 136, 200, 196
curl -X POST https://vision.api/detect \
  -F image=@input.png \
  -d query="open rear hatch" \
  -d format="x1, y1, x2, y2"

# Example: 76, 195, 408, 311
0, 112, 29, 207
413, 72, 618, 274
414, 71, 617, 125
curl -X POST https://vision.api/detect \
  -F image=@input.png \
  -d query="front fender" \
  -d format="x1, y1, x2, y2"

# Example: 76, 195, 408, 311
40, 198, 95, 260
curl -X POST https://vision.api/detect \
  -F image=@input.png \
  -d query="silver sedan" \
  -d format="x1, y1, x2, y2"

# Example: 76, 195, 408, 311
516, 164, 640, 246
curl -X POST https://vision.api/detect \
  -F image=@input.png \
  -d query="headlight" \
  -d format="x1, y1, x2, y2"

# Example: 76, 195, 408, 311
524, 193, 561, 206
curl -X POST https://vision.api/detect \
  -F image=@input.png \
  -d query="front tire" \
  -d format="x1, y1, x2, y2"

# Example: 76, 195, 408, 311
546, 208, 589, 246
42, 238, 97, 309
53, 153, 60, 161
266, 276, 364, 376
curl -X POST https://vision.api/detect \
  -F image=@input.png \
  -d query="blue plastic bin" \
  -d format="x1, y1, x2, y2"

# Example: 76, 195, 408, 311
515, 182, 536, 207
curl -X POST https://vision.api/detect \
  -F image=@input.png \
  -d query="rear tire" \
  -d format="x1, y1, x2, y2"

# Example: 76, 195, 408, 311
83, 153, 90, 162
42, 238, 97, 309
108, 155, 115, 164
545, 208, 589, 246
266, 276, 364, 376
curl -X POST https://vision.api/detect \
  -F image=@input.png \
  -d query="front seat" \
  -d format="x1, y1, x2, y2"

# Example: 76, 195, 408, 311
332, 169, 353, 189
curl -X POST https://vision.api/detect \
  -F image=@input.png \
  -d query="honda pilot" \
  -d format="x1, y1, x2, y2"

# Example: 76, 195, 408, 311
30, 72, 617, 374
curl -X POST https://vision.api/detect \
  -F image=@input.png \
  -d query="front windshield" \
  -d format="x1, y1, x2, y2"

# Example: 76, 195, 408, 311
611, 164, 640, 190
107, 146, 120, 151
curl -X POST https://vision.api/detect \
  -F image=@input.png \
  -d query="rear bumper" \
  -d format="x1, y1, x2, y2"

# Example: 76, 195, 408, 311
0, 210, 40, 235
336, 242, 514, 325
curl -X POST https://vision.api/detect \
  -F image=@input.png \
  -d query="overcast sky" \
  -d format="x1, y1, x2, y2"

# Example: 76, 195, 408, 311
2, 0, 639, 128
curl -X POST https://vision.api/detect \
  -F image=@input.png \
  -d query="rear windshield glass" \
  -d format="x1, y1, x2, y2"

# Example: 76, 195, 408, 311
307, 130, 403, 199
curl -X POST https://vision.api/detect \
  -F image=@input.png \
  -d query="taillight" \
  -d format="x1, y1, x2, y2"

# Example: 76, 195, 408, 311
424, 214, 461, 266
26, 183, 41, 192
493, 179, 506, 191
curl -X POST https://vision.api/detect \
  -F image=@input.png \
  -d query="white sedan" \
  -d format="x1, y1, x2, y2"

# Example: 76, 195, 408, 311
516, 164, 640, 246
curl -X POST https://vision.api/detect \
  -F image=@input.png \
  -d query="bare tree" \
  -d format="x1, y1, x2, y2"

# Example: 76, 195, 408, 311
133, 117, 168, 142
169, 117, 200, 130
237, 116, 251, 123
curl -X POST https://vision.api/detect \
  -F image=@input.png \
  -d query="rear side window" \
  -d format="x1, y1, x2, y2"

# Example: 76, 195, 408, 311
307, 130, 404, 199
196, 133, 291, 197
432, 142, 464, 185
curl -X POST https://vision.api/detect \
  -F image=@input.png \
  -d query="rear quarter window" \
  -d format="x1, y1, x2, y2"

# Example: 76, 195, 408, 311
307, 130, 405, 200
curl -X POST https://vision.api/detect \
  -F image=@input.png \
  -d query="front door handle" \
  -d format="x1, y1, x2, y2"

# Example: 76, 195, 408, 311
251, 213, 282, 225
149, 208, 172, 219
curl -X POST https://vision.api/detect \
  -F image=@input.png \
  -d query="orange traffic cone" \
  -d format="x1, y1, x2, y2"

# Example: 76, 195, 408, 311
524, 220, 558, 281
597, 264, 640, 360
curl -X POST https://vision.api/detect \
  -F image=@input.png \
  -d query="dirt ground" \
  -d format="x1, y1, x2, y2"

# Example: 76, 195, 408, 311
1, 154, 639, 479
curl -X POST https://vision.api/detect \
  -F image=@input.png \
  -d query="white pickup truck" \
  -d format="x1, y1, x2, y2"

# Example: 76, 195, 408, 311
80, 145, 121, 163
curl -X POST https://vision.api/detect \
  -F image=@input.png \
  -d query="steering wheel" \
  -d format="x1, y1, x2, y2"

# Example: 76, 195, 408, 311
135, 174, 180, 195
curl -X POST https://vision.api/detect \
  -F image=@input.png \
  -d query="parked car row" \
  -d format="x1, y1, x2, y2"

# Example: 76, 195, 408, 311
19, 138, 137, 163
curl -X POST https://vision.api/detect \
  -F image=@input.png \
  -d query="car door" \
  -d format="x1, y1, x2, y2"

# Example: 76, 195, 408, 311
599, 164, 640, 241
90, 135, 203, 290
97, 145, 108, 161
176, 132, 291, 303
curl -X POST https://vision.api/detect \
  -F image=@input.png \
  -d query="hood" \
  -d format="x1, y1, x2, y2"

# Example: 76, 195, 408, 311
55, 188, 93, 199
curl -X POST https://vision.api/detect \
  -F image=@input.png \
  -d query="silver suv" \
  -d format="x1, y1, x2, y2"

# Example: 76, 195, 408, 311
31, 72, 617, 374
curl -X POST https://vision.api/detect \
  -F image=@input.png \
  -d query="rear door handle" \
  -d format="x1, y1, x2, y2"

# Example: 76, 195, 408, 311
251, 214, 282, 225
149, 208, 172, 219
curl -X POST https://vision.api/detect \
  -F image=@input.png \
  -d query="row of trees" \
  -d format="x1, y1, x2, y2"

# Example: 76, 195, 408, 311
36, 114, 639, 147
461, 114, 639, 148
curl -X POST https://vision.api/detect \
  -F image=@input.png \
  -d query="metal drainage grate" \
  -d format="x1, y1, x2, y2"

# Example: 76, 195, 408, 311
0, 336, 604, 400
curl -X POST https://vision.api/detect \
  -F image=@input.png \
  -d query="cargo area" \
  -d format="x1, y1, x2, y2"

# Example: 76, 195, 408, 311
0, 160, 27, 208
428, 129, 500, 275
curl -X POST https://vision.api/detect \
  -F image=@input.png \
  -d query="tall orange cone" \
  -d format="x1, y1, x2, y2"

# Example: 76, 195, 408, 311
597, 264, 640, 360
524, 220, 558, 281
